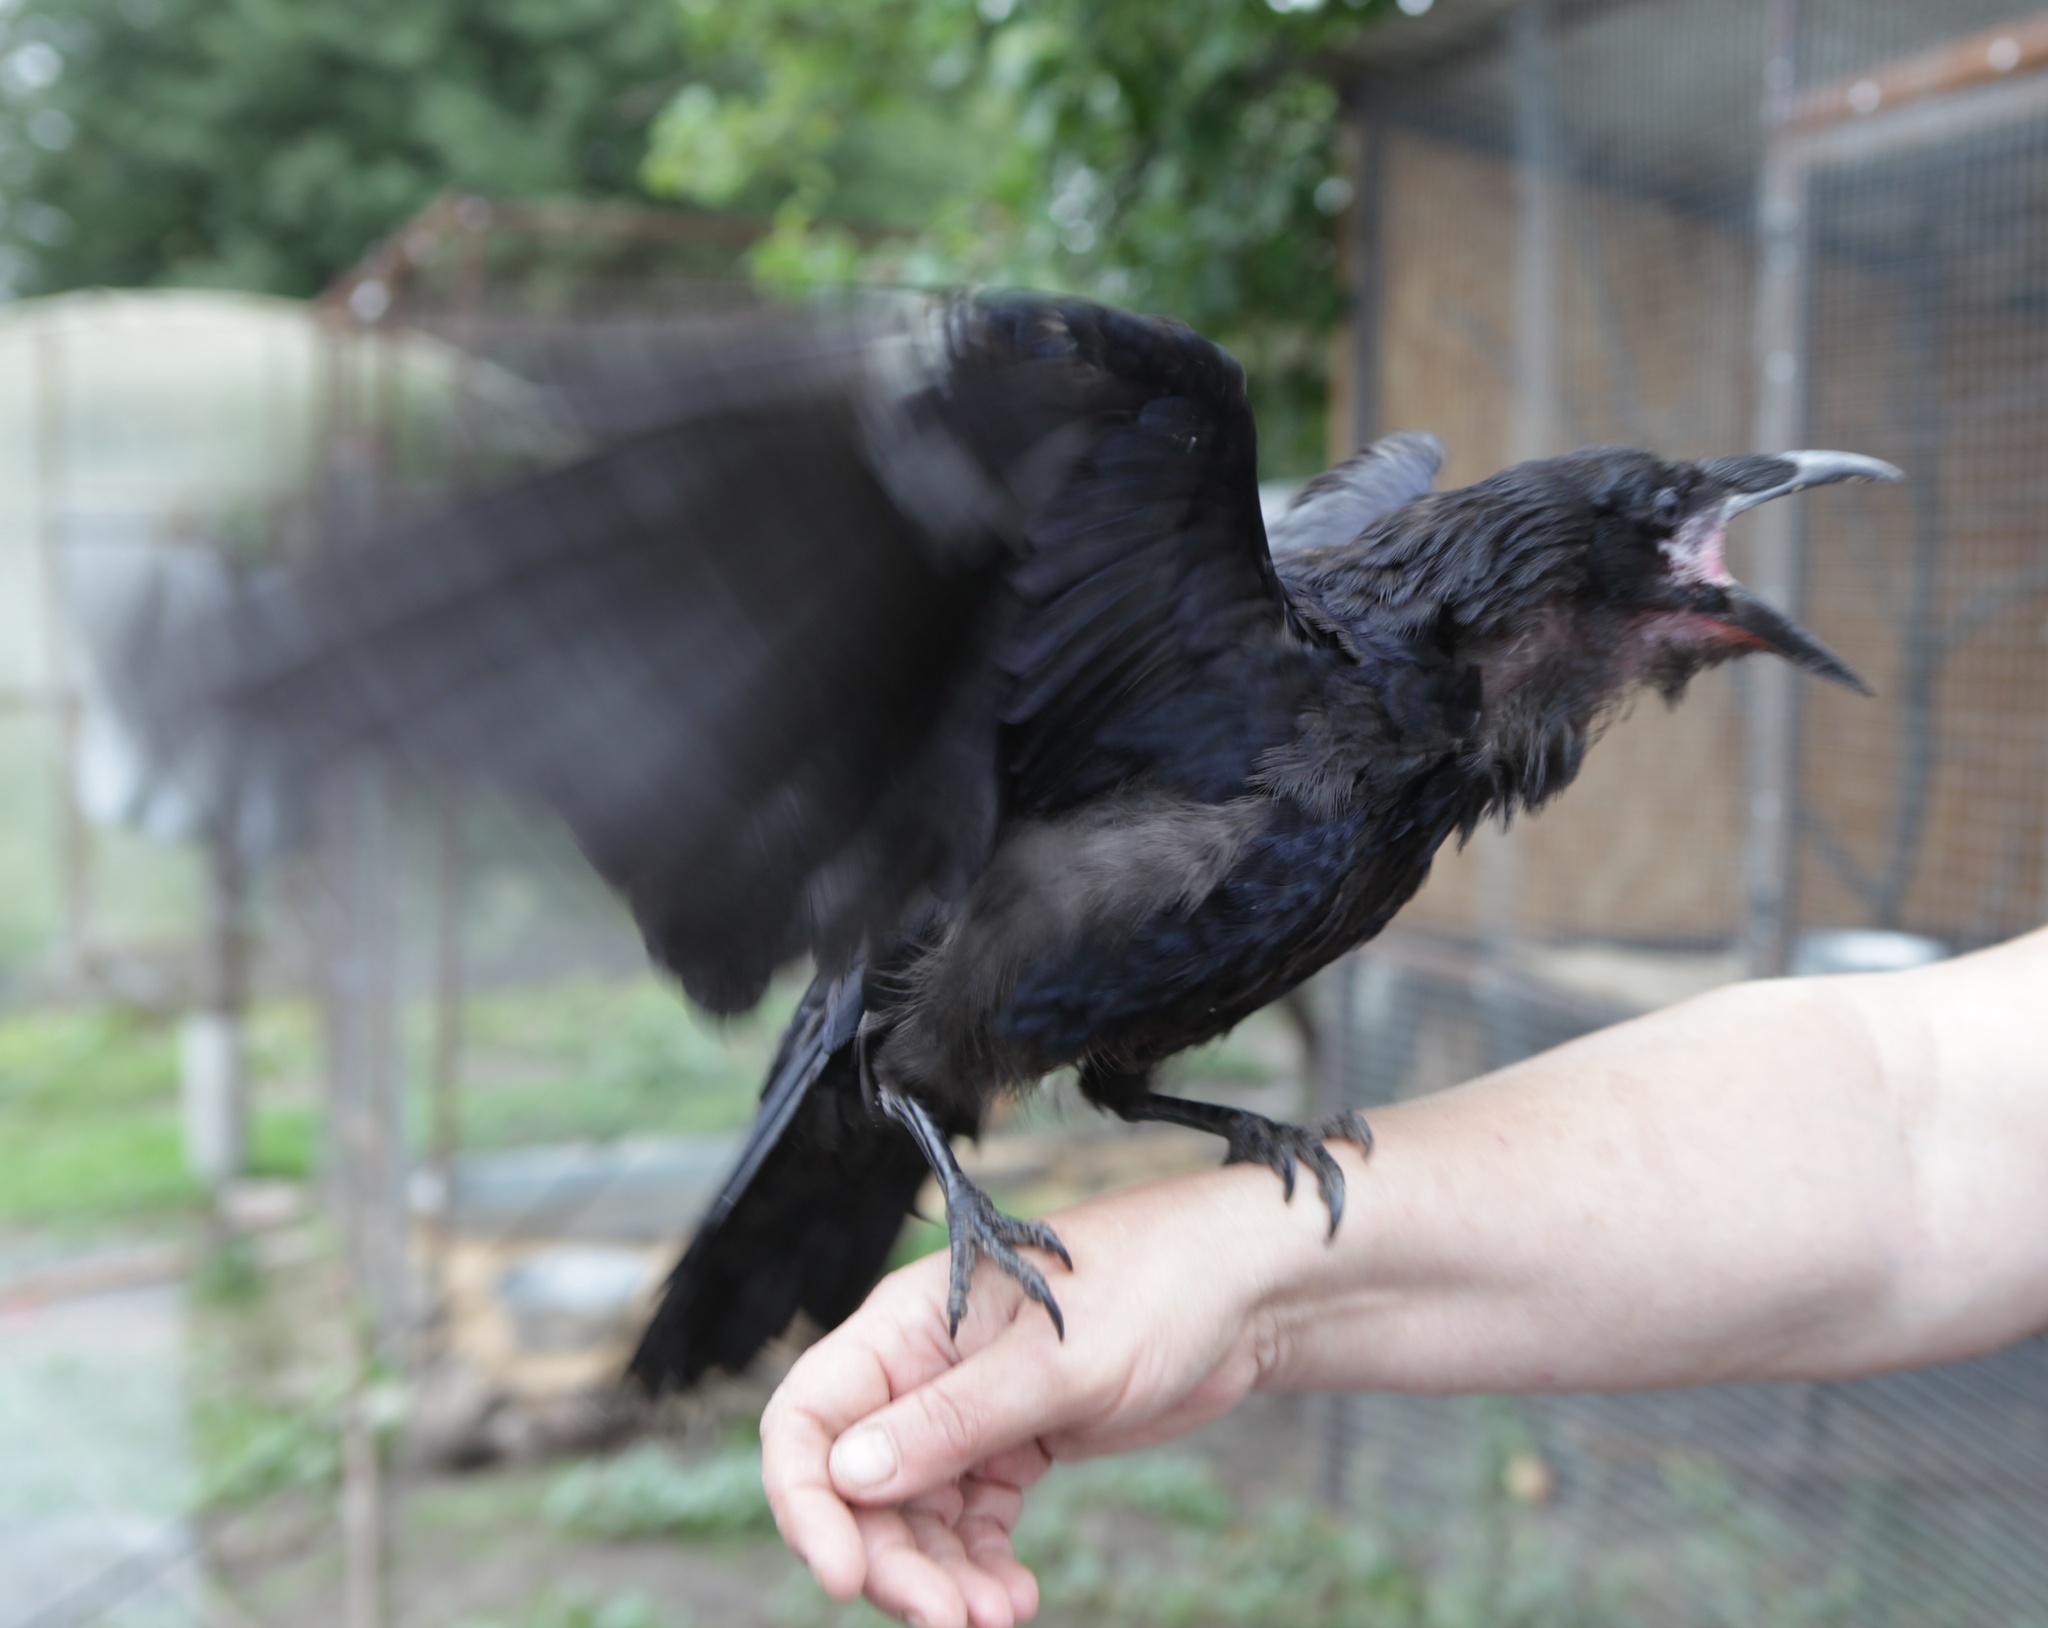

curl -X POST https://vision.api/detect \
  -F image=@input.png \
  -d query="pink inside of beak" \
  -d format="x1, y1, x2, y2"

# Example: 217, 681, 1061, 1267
1661, 512, 1733, 588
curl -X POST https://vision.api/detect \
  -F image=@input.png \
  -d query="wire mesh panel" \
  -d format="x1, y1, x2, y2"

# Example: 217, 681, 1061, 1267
1797, 71, 2048, 941
1327, 2, 2048, 1621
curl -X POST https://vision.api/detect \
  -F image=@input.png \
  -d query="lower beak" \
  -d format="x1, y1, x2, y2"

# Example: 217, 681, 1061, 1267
1701, 583, 1873, 694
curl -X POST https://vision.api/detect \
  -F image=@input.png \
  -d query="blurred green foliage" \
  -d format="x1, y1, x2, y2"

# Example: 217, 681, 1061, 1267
644, 0, 1389, 475
1023, 1495, 1427, 1627
194, 1385, 345, 1510
545, 1442, 776, 1540
0, 0, 686, 297
0, 1002, 326, 1227
0, 1005, 198, 1224
455, 1588, 671, 1628
0, 975, 785, 1230
1, 0, 1386, 475
1002, 1454, 1406, 1626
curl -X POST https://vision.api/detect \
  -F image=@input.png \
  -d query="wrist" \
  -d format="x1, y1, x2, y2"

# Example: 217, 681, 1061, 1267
1224, 1143, 1383, 1393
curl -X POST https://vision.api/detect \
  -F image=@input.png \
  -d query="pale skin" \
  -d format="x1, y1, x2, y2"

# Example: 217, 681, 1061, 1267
759, 926, 2048, 1628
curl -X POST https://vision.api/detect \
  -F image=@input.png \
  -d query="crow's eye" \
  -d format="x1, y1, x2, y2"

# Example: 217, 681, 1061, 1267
1652, 488, 1682, 529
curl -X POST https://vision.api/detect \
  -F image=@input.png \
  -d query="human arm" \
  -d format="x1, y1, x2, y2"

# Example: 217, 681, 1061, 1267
760, 927, 2048, 1628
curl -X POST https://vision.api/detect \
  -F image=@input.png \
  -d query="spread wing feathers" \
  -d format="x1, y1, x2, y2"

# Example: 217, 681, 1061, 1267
211, 293, 1305, 1010
1265, 431, 1444, 556
996, 303, 1313, 811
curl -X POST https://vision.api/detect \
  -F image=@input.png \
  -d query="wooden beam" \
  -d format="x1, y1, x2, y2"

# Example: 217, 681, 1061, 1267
1779, 68, 2048, 170
1786, 11, 2048, 134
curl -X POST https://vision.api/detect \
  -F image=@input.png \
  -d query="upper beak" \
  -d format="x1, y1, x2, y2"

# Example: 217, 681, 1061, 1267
1683, 449, 1901, 694
1709, 449, 1905, 519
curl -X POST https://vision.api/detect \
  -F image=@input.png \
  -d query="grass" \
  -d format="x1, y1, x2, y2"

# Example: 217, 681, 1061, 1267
529, 1443, 1415, 1628
0, 959, 1300, 1238
0, 1003, 322, 1228
0, 723, 207, 981
545, 1443, 776, 1539
1006, 1455, 1428, 1628
452, 1591, 672, 1628
0, 1006, 198, 1226
0, 972, 799, 1232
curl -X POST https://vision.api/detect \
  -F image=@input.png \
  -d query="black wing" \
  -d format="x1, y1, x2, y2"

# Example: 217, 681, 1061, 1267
212, 293, 1310, 1010
994, 301, 1324, 812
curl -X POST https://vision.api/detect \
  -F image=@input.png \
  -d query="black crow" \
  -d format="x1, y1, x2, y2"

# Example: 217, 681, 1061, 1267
176, 293, 1897, 1389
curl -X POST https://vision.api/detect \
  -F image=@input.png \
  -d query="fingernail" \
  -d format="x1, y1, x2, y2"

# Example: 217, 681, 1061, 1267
831, 1425, 899, 1491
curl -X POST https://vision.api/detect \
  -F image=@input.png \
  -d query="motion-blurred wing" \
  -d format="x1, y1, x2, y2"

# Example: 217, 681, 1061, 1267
62, 541, 304, 855
211, 294, 1308, 1009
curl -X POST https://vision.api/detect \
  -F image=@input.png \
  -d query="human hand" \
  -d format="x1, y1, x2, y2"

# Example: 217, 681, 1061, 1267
760, 1162, 1322, 1628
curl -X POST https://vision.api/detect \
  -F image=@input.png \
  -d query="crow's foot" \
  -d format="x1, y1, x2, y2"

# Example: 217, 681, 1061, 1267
940, 1177, 1072, 1340
1220, 1110, 1373, 1238
1117, 1093, 1372, 1238
874, 1080, 1072, 1340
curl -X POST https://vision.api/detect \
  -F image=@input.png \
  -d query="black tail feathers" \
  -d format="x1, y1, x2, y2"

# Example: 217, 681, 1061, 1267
627, 977, 930, 1393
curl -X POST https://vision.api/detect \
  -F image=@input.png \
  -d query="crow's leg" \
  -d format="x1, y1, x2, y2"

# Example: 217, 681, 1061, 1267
874, 1084, 1073, 1339
1079, 1062, 1371, 1238
858, 1029, 1071, 1338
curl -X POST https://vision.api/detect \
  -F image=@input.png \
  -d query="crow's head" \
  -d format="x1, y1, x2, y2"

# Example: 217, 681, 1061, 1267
1542, 446, 1899, 699
1317, 443, 1901, 816
1406, 445, 1900, 726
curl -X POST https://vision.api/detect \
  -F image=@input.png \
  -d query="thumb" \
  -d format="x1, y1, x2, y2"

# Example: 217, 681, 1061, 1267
828, 1329, 1084, 1503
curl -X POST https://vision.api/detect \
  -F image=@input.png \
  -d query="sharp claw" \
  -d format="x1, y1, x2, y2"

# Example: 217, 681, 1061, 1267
1319, 1110, 1374, 1156
1025, 1223, 1075, 1271
1319, 1158, 1346, 1238
1005, 1253, 1062, 1334
1221, 1113, 1374, 1237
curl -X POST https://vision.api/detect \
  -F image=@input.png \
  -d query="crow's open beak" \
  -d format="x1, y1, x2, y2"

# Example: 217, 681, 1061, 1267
1678, 449, 1900, 694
